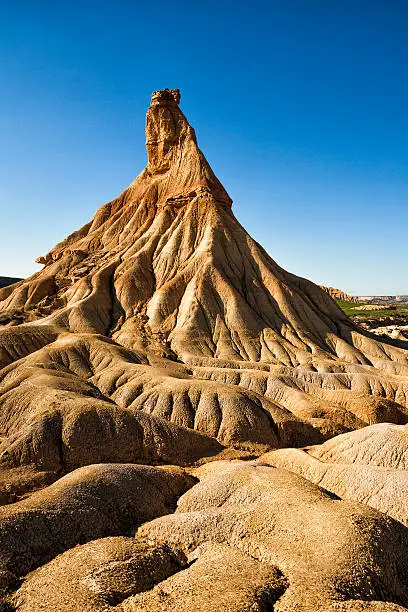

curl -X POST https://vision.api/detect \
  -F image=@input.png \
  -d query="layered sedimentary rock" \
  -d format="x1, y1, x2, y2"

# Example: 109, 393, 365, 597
0, 89, 408, 609
260, 423, 408, 526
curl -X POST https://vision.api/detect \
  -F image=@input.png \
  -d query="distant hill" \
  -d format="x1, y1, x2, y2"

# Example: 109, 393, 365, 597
0, 277, 21, 289
321, 287, 408, 305
357, 295, 408, 304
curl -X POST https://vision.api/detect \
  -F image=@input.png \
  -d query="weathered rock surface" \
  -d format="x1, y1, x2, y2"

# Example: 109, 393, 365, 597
137, 461, 408, 611
12, 537, 187, 611
0, 89, 408, 609
0, 463, 192, 582
372, 324, 408, 341
307, 422, 408, 469
13, 539, 286, 612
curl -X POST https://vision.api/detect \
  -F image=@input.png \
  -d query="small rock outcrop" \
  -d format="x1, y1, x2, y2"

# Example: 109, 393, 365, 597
320, 285, 358, 302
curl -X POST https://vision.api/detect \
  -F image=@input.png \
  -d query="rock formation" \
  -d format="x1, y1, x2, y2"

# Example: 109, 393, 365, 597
320, 285, 358, 302
0, 89, 408, 610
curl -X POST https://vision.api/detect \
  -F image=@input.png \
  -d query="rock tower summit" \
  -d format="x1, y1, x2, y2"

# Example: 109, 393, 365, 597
145, 87, 232, 205
150, 88, 181, 106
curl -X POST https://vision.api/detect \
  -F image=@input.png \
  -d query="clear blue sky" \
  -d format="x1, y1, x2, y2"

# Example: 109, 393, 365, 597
1, 0, 407, 295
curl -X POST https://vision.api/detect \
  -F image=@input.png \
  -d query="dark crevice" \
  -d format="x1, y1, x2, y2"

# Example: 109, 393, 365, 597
103, 549, 194, 607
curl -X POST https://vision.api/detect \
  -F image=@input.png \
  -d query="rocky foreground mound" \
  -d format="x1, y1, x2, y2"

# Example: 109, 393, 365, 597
0, 89, 408, 610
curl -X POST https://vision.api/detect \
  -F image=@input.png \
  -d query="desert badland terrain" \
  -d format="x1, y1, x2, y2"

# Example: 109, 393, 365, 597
0, 89, 408, 611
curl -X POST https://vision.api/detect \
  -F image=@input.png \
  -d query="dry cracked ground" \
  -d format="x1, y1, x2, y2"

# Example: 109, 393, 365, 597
0, 88, 408, 611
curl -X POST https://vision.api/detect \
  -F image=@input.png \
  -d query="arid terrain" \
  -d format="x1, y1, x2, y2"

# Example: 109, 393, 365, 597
0, 88, 408, 611
336, 298, 408, 342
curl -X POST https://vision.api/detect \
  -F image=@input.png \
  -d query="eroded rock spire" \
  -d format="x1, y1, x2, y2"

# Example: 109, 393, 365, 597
144, 87, 232, 206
